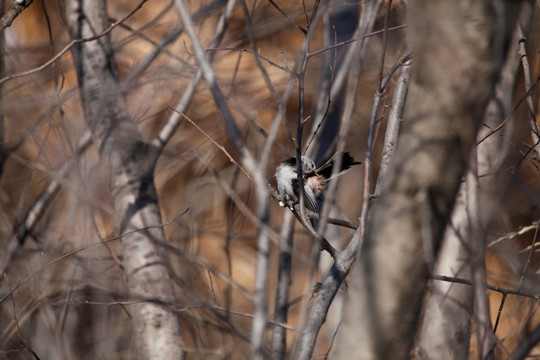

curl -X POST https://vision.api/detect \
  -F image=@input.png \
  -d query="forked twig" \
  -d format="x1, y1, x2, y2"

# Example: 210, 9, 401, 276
168, 106, 252, 181
0, 0, 149, 85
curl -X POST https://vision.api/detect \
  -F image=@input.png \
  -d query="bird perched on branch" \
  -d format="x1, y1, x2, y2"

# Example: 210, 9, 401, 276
275, 152, 360, 211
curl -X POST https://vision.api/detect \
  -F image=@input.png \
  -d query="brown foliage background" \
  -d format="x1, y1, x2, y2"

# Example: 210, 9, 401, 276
0, 1, 539, 359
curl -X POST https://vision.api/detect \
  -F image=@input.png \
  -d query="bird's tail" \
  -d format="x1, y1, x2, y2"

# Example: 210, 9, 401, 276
316, 152, 361, 180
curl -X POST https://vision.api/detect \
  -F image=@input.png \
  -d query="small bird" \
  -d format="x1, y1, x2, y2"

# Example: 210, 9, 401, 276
275, 152, 360, 211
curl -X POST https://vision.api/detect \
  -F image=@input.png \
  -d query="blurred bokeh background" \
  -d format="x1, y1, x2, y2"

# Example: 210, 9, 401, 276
0, 1, 538, 359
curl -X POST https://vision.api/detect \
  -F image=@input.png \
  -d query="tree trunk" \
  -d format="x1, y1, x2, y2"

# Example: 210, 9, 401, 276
333, 1, 498, 359
65, 1, 184, 359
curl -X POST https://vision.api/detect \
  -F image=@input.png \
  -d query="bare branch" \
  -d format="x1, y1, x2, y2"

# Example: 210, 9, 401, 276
307, 24, 407, 59
305, 0, 386, 153
173, 0, 246, 158
488, 220, 540, 248
431, 275, 540, 301
0, 0, 33, 31
271, 211, 295, 360
0, 0, 149, 86
518, 23, 540, 160
268, 185, 359, 229
65, 0, 183, 358
294, 2, 384, 359
124, 0, 228, 84
2, 0, 538, 357
247, 172, 272, 360
239, 0, 280, 102
267, 0, 307, 34
173, 3, 280, 358
151, 0, 238, 151
419, 5, 535, 357
335, 1, 498, 358
375, 57, 411, 195
468, 152, 495, 359
509, 323, 540, 360
0, 213, 199, 310
167, 107, 251, 180
0, 132, 91, 276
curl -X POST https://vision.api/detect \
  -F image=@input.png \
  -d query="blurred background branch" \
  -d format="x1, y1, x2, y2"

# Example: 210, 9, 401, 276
0, 1, 538, 359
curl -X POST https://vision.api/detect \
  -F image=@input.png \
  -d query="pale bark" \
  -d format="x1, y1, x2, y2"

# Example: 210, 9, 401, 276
419, 4, 534, 358
334, 1, 498, 359
375, 59, 411, 195
65, 1, 183, 359
271, 211, 295, 360
0, 0, 34, 31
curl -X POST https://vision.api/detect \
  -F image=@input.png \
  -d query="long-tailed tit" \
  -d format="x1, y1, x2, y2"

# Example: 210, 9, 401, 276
275, 152, 360, 211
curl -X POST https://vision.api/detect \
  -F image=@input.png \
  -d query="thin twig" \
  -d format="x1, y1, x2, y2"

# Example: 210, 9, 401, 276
0, 0, 34, 31
159, 4, 268, 348
0, 132, 92, 276
267, 0, 307, 34
518, 24, 540, 160
518, 224, 539, 291
0, 0, 149, 85
375, 56, 411, 194
476, 76, 540, 146
205, 47, 294, 74
294, 0, 324, 260
239, 0, 280, 101
303, 0, 389, 162
168, 107, 251, 181
170, 1, 277, 351
173, 0, 247, 157
0, 212, 188, 304
290, 208, 338, 259
267, 184, 358, 229
293, 1, 384, 359
509, 322, 540, 360
376, 0, 393, 91
152, 0, 238, 151
193, 149, 274, 360
307, 24, 407, 59
431, 275, 540, 300
488, 220, 540, 247
167, 11, 279, 349
468, 152, 495, 359
124, 0, 228, 84
271, 211, 295, 359
493, 293, 507, 334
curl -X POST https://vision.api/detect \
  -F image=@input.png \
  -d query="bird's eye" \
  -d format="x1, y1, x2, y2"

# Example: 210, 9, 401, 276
301, 156, 315, 173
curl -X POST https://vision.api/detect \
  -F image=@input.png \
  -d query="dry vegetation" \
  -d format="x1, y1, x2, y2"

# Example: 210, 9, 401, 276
0, 0, 539, 359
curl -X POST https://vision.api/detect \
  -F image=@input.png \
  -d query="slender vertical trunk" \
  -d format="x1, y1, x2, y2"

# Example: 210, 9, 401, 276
65, 1, 183, 358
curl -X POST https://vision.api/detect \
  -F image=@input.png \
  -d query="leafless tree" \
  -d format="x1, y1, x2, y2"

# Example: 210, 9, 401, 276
0, 1, 539, 360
